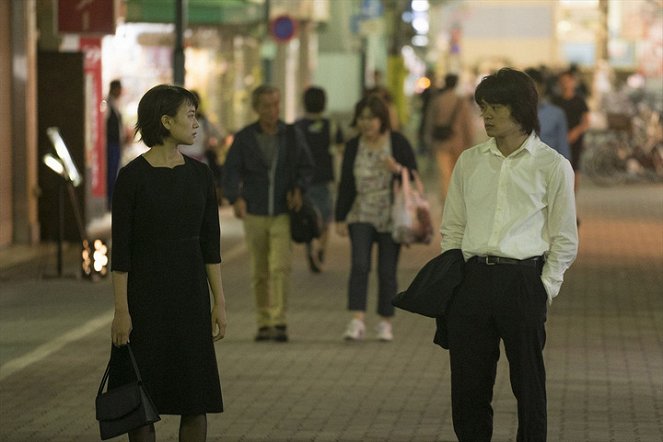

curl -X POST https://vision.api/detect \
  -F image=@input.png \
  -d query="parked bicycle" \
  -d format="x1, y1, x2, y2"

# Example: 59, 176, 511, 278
583, 100, 663, 186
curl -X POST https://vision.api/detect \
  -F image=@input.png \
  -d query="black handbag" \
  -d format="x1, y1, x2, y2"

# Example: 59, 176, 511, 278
96, 344, 160, 440
285, 124, 322, 243
289, 197, 322, 243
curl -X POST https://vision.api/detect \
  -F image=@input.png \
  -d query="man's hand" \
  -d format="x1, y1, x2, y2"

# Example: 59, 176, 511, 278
287, 188, 303, 212
336, 222, 348, 237
233, 198, 247, 219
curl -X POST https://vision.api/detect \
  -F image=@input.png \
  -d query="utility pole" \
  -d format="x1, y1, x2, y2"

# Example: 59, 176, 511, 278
174, 0, 187, 85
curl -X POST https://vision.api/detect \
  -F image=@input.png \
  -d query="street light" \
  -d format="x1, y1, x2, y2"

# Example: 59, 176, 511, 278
46, 127, 82, 187
42, 127, 107, 280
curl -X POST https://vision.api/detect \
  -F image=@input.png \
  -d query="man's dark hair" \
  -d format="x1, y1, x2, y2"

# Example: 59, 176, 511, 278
474, 68, 540, 136
135, 84, 198, 147
303, 86, 326, 113
524, 67, 543, 86
444, 74, 459, 89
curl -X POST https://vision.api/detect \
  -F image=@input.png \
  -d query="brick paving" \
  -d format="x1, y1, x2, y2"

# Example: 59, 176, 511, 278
0, 181, 662, 441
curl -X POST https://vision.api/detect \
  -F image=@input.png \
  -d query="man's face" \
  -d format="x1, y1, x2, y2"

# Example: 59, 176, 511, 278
479, 100, 522, 138
255, 91, 280, 127
559, 74, 576, 96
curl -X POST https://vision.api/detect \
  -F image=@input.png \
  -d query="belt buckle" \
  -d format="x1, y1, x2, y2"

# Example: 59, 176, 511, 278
485, 256, 498, 265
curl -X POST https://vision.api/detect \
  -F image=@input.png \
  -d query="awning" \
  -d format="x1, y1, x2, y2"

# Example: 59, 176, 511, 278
125, 0, 264, 25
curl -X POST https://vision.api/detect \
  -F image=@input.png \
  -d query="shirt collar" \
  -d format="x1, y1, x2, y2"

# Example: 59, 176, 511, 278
481, 132, 538, 158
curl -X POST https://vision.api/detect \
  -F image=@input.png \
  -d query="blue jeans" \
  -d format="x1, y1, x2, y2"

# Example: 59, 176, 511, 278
347, 223, 401, 317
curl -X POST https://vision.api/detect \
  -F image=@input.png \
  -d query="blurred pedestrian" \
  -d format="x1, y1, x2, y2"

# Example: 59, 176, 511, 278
335, 94, 417, 342
223, 85, 314, 342
416, 69, 437, 156
423, 73, 474, 202
178, 90, 224, 201
526, 67, 571, 160
440, 68, 578, 441
105, 79, 125, 209
553, 70, 590, 193
109, 84, 227, 442
295, 86, 343, 273
178, 90, 223, 165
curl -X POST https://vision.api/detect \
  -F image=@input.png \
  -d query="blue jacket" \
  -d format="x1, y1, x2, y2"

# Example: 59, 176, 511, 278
223, 121, 314, 216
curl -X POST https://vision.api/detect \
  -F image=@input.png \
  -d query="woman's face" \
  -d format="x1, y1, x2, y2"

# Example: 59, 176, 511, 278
356, 107, 382, 139
166, 101, 199, 145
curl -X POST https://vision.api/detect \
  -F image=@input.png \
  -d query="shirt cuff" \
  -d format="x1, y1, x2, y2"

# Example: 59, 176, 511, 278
541, 275, 561, 305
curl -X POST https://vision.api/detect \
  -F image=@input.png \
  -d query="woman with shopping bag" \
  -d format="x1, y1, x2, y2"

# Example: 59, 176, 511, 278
335, 94, 418, 342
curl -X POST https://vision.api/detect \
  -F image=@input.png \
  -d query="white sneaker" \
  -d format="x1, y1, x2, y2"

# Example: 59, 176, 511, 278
376, 321, 393, 342
343, 318, 365, 341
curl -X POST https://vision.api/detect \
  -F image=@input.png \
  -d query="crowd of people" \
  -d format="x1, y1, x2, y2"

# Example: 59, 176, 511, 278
104, 65, 583, 441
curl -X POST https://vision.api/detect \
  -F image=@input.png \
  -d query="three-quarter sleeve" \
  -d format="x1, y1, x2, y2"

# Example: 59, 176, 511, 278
200, 166, 222, 264
111, 168, 134, 272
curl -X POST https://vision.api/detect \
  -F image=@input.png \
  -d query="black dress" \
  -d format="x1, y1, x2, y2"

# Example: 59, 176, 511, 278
109, 155, 223, 415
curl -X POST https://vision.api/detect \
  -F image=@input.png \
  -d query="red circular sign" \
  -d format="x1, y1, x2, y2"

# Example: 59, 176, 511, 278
270, 15, 297, 42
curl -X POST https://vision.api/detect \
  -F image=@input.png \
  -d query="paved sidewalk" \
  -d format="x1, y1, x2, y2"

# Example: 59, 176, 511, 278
0, 181, 662, 441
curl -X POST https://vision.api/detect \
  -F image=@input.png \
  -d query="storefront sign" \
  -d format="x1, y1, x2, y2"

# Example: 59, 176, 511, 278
79, 37, 105, 198
58, 0, 116, 34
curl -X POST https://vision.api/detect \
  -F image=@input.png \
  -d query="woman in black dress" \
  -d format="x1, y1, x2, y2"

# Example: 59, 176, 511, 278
110, 84, 227, 442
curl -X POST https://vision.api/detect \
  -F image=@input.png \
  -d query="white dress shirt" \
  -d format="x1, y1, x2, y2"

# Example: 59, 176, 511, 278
440, 133, 578, 302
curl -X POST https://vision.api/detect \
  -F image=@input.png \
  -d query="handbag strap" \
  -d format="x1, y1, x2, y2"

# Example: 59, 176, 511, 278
97, 344, 143, 396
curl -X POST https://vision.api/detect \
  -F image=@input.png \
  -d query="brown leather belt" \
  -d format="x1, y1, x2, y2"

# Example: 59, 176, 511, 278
470, 255, 543, 268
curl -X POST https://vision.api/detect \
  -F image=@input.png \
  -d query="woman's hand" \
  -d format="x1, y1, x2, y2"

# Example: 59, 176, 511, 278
211, 304, 227, 341
111, 310, 132, 347
336, 222, 348, 237
384, 155, 402, 174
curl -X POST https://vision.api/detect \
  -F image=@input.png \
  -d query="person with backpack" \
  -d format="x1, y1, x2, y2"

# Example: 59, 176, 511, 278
295, 87, 343, 273
423, 73, 474, 202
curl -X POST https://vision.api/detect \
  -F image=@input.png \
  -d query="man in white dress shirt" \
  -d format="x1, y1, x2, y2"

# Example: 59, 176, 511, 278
440, 68, 578, 441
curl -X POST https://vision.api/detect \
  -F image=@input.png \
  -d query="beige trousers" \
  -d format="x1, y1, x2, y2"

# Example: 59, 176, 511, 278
243, 214, 292, 328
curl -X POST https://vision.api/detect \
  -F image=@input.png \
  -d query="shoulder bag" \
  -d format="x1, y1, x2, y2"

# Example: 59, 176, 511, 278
285, 124, 322, 243
95, 344, 160, 440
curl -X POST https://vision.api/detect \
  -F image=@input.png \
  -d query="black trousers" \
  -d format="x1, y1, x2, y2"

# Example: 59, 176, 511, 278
447, 259, 548, 442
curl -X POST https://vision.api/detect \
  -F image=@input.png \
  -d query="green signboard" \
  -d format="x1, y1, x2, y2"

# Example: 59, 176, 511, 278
125, 0, 264, 25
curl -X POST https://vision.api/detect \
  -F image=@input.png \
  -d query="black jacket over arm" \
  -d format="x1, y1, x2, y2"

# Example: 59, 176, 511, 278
335, 131, 417, 222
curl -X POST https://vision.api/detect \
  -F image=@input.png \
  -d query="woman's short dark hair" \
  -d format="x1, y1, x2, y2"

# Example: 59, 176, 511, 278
474, 68, 540, 136
303, 86, 326, 113
351, 94, 391, 133
135, 85, 198, 147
